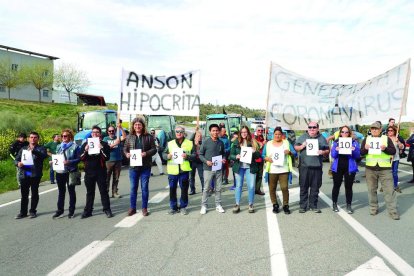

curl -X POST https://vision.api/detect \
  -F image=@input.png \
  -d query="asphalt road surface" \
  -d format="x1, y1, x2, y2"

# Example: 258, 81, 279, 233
1, 162, 414, 276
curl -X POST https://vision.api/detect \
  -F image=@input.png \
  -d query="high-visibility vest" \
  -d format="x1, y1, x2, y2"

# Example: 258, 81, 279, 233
265, 139, 292, 172
365, 135, 392, 168
167, 139, 193, 175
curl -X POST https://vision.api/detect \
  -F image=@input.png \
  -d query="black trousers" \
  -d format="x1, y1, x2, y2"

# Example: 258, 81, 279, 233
83, 171, 111, 214
299, 167, 322, 209
56, 173, 76, 214
332, 169, 355, 204
20, 177, 41, 215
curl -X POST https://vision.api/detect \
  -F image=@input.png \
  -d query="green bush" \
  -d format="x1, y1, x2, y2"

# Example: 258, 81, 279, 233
0, 110, 35, 133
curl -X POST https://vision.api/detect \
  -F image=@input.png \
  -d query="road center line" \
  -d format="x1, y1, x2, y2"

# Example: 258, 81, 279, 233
47, 240, 113, 276
263, 184, 288, 276
148, 191, 169, 204
0, 187, 58, 208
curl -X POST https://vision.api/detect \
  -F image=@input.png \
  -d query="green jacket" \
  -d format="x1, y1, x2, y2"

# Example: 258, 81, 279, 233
229, 140, 261, 174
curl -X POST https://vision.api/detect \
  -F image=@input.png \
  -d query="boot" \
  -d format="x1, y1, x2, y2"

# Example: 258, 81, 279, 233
272, 204, 279, 214
346, 204, 353, 214
283, 205, 290, 215
332, 202, 339, 212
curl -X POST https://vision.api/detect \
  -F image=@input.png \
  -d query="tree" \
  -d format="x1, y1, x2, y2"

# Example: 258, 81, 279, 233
0, 59, 25, 99
24, 63, 54, 102
54, 63, 90, 103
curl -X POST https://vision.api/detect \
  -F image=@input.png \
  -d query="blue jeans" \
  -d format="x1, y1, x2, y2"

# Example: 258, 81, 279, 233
235, 168, 256, 205
129, 167, 151, 209
392, 160, 399, 187
168, 172, 190, 209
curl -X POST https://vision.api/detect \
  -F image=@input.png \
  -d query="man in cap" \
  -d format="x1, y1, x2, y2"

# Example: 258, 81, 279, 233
360, 121, 399, 220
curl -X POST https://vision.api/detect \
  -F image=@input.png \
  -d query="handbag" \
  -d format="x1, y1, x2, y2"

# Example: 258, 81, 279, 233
69, 171, 81, 186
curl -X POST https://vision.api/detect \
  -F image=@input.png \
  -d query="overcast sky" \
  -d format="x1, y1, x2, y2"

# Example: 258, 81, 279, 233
1, 0, 413, 120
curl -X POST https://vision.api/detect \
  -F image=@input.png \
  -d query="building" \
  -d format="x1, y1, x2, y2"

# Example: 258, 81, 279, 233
0, 44, 77, 104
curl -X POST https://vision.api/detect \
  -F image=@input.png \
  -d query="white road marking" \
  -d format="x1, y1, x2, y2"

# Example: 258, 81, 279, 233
318, 192, 414, 276
148, 191, 169, 204
263, 184, 288, 276
114, 213, 143, 228
277, 187, 300, 204
47, 240, 113, 276
0, 187, 58, 208
397, 168, 413, 174
345, 256, 396, 276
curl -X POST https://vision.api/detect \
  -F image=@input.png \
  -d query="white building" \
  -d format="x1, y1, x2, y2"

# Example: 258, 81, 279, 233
0, 44, 77, 104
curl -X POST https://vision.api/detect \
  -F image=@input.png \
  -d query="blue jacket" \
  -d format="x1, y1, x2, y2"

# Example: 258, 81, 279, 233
330, 140, 360, 173
219, 135, 230, 156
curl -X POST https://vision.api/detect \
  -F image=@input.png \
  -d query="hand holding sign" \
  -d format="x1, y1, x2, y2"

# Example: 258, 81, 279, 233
130, 149, 142, 166
22, 150, 34, 165
338, 137, 352, 155
239, 147, 252, 164
52, 154, 65, 171
306, 139, 319, 156
212, 155, 222, 171
172, 148, 184, 164
87, 138, 100, 155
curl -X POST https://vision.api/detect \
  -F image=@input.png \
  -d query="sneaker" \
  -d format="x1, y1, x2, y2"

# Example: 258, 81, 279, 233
332, 203, 339, 212
104, 210, 114, 218
310, 208, 321, 213
216, 205, 225, 213
255, 190, 265, 196
81, 212, 92, 219
167, 209, 179, 215
346, 204, 353, 214
272, 204, 279, 214
370, 209, 378, 216
390, 213, 400, 220
394, 187, 402, 193
200, 206, 207, 215
15, 213, 27, 219
160, 172, 164, 175
354, 179, 360, 183
232, 204, 240, 214
52, 211, 64, 219
181, 208, 188, 215
68, 213, 75, 219
151, 173, 154, 176
299, 208, 306, 213
189, 191, 196, 195
113, 192, 122, 198
50, 181, 56, 184
29, 212, 37, 218
283, 205, 291, 215
248, 204, 255, 213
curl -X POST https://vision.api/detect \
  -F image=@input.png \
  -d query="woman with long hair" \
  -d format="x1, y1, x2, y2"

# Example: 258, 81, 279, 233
189, 130, 204, 194
330, 125, 360, 214
229, 126, 260, 213
387, 125, 405, 192
52, 129, 80, 219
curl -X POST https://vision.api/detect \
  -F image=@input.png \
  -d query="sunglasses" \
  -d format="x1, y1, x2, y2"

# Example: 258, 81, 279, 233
62, 135, 68, 138
341, 131, 349, 134
257, 130, 263, 132
308, 126, 318, 129
175, 130, 184, 134
108, 130, 115, 133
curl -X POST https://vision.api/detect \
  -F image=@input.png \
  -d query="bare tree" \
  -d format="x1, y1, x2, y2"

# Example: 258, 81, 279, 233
24, 63, 54, 102
0, 59, 25, 99
54, 63, 90, 103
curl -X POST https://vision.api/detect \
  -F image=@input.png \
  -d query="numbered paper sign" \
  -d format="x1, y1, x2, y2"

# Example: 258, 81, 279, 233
239, 146, 252, 164
271, 146, 285, 166
21, 150, 34, 165
338, 137, 352, 155
306, 139, 319, 156
212, 155, 222, 171
172, 148, 184, 164
87, 138, 100, 155
130, 149, 142, 166
52, 154, 65, 171
368, 137, 382, 155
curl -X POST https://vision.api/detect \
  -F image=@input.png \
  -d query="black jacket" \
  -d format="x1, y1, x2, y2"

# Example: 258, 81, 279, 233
15, 145, 48, 179
9, 140, 29, 158
80, 140, 110, 173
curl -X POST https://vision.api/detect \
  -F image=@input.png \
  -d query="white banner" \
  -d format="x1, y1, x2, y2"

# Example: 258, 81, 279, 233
119, 70, 200, 116
266, 60, 411, 130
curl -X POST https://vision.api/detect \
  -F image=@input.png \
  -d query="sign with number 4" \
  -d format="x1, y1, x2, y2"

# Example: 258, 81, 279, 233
130, 149, 142, 166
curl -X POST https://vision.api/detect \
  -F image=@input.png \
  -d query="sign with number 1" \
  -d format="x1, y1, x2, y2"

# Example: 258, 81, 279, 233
22, 150, 34, 165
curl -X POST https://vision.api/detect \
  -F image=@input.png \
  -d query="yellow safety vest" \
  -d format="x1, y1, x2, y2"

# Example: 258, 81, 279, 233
265, 140, 292, 172
365, 135, 392, 168
167, 139, 193, 175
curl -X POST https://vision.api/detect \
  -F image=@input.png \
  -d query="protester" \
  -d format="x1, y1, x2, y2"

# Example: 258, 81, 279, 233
263, 127, 293, 214
199, 124, 226, 214
230, 126, 260, 213
386, 125, 405, 193
123, 117, 156, 217
80, 126, 113, 219
360, 121, 399, 220
52, 129, 80, 219
407, 127, 414, 183
330, 125, 360, 214
103, 124, 126, 198
189, 130, 204, 195
150, 128, 164, 176
229, 131, 239, 190
219, 126, 230, 184
14, 132, 48, 219
44, 134, 61, 184
294, 122, 330, 213
9, 133, 28, 187
254, 125, 266, 195
163, 126, 195, 215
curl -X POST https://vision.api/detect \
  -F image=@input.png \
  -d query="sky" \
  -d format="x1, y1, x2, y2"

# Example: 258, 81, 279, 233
1, 0, 413, 120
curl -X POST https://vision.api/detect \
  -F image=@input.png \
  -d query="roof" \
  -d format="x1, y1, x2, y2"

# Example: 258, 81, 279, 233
0, 44, 59, 60
75, 93, 106, 106
206, 113, 228, 119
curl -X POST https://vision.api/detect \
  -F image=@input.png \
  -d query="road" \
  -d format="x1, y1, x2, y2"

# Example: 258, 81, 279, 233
1, 162, 414, 275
